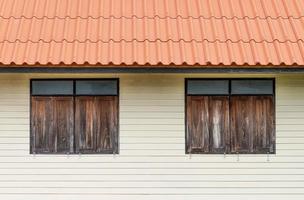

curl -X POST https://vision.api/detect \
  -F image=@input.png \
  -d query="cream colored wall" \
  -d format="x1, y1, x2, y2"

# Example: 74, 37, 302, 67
0, 73, 304, 200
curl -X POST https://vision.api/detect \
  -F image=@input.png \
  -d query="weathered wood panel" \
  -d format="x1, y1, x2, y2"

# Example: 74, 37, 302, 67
230, 96, 275, 153
186, 96, 229, 153
75, 96, 118, 154
31, 96, 74, 153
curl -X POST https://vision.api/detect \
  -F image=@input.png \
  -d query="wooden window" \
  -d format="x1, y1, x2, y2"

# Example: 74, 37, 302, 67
186, 79, 275, 154
30, 79, 119, 154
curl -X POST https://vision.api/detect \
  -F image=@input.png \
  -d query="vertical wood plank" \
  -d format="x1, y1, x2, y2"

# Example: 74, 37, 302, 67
53, 97, 74, 153
230, 96, 251, 153
209, 96, 230, 153
31, 97, 52, 153
186, 96, 209, 153
254, 96, 275, 153
94, 96, 119, 153
75, 96, 95, 152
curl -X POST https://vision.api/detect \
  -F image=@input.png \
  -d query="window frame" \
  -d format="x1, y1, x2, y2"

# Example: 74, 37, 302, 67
185, 78, 276, 154
30, 78, 119, 154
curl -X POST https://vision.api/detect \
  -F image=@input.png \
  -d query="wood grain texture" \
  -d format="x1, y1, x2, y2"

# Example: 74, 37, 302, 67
31, 96, 74, 154
75, 96, 118, 154
230, 96, 275, 154
186, 96, 229, 154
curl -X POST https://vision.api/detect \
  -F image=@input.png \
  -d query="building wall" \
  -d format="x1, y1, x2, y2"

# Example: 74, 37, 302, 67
0, 73, 303, 200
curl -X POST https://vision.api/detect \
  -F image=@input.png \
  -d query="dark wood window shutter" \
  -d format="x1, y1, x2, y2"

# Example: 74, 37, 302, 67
186, 96, 229, 153
75, 96, 118, 154
230, 96, 275, 153
31, 96, 74, 153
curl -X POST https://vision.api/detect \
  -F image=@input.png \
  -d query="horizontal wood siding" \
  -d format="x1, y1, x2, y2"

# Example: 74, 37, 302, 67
0, 74, 303, 200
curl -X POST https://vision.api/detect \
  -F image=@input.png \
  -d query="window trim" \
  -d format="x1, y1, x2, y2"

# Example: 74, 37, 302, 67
30, 78, 119, 154
185, 78, 276, 154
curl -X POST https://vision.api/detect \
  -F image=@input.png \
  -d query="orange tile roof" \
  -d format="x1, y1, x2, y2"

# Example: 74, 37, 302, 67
0, 0, 303, 67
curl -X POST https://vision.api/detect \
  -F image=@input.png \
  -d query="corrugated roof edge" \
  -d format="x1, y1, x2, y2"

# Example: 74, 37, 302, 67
1, 62, 304, 68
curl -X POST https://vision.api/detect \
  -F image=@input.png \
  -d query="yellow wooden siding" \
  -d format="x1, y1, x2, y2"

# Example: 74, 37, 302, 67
0, 73, 303, 200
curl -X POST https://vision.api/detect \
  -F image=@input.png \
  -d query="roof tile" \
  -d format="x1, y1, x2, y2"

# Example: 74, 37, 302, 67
1, 17, 303, 43
0, 0, 303, 66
